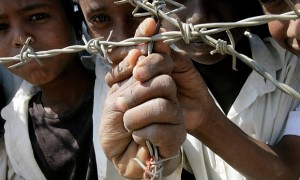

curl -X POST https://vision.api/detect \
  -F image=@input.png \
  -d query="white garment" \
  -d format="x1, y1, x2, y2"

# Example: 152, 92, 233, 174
284, 105, 300, 136
1, 55, 181, 180
0, 54, 119, 180
183, 34, 300, 180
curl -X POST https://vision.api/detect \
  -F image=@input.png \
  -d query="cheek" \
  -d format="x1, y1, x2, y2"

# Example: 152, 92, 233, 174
88, 28, 109, 39
268, 21, 288, 45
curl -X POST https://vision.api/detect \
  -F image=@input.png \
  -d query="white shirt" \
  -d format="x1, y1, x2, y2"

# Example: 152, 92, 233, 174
284, 105, 300, 136
1, 54, 181, 180
0, 55, 120, 180
183, 34, 300, 180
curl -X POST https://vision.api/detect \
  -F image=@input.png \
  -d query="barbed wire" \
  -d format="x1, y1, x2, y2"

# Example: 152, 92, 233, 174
2, 1, 300, 179
1, 0, 300, 99
1, 0, 300, 101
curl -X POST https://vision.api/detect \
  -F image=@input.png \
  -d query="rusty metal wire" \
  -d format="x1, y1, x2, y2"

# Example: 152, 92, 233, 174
1, 0, 300, 100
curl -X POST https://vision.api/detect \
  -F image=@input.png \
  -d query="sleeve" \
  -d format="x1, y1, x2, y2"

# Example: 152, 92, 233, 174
283, 106, 300, 136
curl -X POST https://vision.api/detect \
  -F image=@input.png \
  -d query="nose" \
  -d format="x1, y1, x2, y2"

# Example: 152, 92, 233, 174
186, 12, 204, 25
111, 20, 136, 42
11, 27, 35, 49
183, 1, 216, 25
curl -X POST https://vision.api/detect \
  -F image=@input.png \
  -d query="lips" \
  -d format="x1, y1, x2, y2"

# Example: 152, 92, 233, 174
187, 41, 214, 50
189, 31, 229, 45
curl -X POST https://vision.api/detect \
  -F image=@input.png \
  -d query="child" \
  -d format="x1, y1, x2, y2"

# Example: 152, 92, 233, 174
95, 0, 300, 179
259, 0, 300, 173
78, 0, 187, 179
259, 0, 300, 57
0, 0, 97, 179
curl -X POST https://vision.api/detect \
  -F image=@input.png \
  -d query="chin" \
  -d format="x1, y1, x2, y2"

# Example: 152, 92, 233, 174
190, 54, 225, 65
171, 38, 227, 64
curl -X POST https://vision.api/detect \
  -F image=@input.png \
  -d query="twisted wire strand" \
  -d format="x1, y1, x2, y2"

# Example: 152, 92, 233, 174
0, 0, 300, 99
133, 140, 180, 180
1, 0, 300, 178
1, 10, 298, 63
1, 15, 300, 99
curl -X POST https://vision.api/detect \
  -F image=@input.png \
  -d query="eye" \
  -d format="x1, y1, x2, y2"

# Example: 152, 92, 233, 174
30, 13, 49, 22
0, 23, 9, 31
90, 14, 111, 23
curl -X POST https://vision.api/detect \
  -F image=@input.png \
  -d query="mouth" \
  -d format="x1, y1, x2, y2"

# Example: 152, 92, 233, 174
189, 31, 230, 45
7, 56, 44, 69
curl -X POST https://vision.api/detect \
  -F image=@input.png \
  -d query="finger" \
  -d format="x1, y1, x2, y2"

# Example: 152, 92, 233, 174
105, 49, 141, 87
133, 53, 173, 82
135, 18, 172, 56
108, 78, 126, 95
116, 74, 177, 112
132, 124, 186, 158
107, 46, 174, 86
123, 98, 182, 131
151, 27, 171, 55
134, 17, 157, 37
100, 95, 131, 158
107, 45, 147, 65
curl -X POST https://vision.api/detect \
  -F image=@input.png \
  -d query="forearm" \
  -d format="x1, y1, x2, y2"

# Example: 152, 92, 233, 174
190, 107, 296, 179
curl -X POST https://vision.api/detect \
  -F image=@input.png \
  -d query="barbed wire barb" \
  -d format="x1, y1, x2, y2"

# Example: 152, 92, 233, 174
0, 0, 300, 100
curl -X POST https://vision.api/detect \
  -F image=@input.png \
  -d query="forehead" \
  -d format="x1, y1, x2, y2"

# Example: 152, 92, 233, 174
79, 0, 117, 10
0, 0, 62, 14
80, 0, 135, 15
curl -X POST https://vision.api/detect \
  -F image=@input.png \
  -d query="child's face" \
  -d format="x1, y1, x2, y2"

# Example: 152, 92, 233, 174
0, 0, 78, 85
80, 0, 263, 65
261, 0, 300, 56
161, 0, 263, 64
79, 0, 145, 41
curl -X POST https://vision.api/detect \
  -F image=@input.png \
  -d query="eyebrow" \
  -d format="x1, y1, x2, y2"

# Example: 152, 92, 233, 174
19, 2, 52, 12
85, 3, 105, 15
0, 2, 52, 19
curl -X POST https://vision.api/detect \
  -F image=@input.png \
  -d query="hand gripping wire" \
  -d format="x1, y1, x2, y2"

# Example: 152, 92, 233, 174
133, 141, 180, 180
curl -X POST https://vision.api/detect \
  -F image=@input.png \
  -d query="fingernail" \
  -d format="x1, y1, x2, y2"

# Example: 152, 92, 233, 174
134, 66, 146, 81
140, 19, 148, 35
116, 96, 127, 112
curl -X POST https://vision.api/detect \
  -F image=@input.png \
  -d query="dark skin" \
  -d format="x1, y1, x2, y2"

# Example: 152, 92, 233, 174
78, 0, 186, 178
259, 0, 300, 57
79, 0, 300, 180
108, 20, 300, 179
0, 0, 94, 117
102, 0, 300, 179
